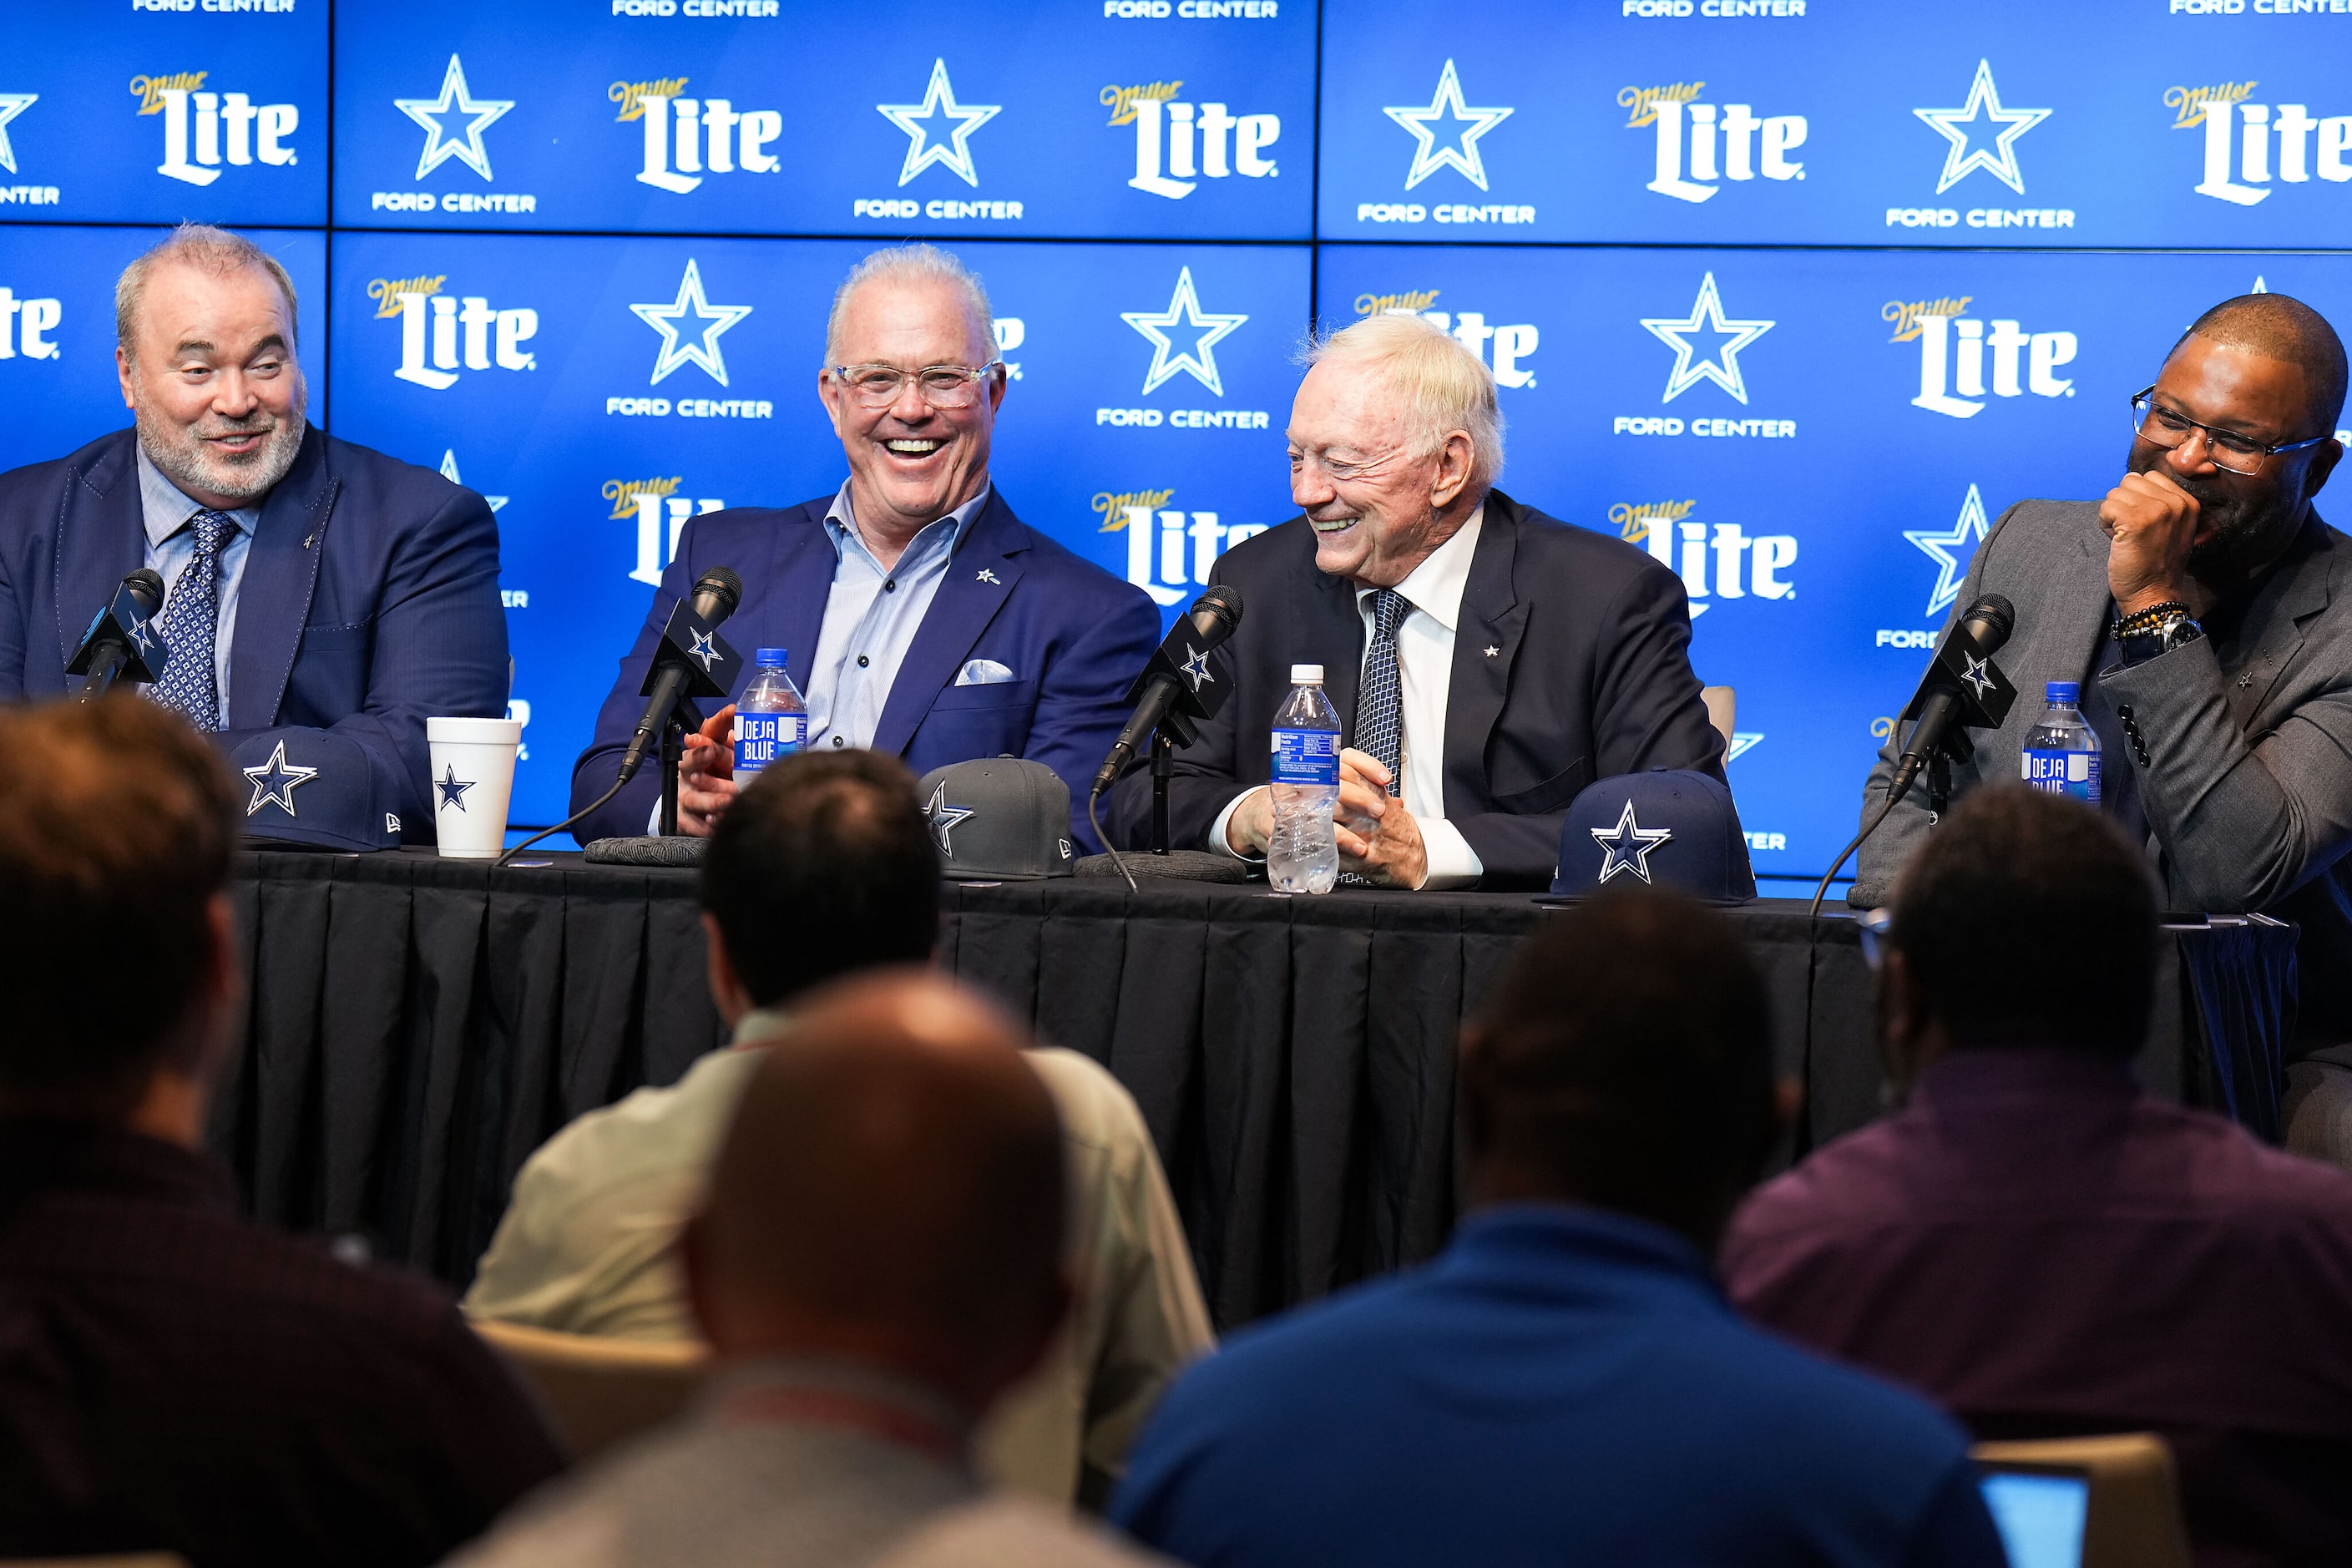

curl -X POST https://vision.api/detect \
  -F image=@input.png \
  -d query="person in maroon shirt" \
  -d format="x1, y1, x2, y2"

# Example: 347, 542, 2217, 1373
0, 697, 566, 1567
1723, 786, 2352, 1567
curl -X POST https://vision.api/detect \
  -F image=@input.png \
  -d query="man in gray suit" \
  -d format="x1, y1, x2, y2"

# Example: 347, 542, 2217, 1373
1852, 292, 2352, 1162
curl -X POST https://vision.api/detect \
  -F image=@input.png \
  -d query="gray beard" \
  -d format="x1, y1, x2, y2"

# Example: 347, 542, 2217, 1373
134, 393, 308, 507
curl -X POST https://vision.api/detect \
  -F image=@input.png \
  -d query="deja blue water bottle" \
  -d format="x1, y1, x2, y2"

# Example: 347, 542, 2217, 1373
1267, 663, 1342, 894
2021, 680, 2101, 803
734, 649, 807, 782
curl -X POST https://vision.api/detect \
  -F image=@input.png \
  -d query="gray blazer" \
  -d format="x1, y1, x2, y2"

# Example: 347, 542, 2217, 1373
1854, 498, 2352, 1043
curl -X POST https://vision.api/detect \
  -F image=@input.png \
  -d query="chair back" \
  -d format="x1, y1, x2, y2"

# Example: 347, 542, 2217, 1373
473, 1317, 711, 1462
1973, 1433, 2193, 1568
1700, 685, 1736, 746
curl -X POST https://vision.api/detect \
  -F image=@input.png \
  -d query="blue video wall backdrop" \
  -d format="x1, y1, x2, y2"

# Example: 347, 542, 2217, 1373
4, 0, 2350, 873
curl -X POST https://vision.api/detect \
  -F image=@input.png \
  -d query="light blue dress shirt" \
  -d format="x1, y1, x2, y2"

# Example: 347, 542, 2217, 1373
804, 481, 990, 751
136, 445, 260, 731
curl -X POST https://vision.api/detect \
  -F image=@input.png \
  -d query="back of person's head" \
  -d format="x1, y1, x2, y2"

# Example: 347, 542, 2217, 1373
1889, 785, 2158, 1058
1464, 887, 1776, 1249
685, 969, 1067, 1416
699, 749, 939, 1009
0, 698, 240, 1120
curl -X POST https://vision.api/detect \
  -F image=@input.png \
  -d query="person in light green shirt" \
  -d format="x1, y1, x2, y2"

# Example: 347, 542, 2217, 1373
465, 749, 1212, 1506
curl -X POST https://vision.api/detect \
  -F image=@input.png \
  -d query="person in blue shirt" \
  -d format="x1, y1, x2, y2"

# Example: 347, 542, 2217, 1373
1109, 886, 2007, 1568
569, 244, 1161, 852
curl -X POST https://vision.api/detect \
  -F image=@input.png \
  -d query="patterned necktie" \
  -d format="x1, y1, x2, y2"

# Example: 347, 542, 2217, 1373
1339, 589, 1411, 887
150, 508, 235, 731
1354, 588, 1410, 799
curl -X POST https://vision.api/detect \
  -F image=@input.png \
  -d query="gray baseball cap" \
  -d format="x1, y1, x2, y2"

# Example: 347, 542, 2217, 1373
915, 756, 1075, 882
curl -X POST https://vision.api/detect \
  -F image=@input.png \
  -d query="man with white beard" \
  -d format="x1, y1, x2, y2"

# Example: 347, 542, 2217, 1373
0, 223, 508, 849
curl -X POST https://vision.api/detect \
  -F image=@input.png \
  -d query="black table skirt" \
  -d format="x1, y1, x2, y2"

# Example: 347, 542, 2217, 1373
215, 850, 2294, 1329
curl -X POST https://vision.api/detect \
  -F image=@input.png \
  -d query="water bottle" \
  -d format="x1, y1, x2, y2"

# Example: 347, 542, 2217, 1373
2021, 680, 2101, 803
733, 648, 807, 782
1267, 663, 1342, 894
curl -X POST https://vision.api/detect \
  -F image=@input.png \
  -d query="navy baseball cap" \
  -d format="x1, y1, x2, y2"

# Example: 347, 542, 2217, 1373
1538, 769, 1755, 904
226, 731, 406, 852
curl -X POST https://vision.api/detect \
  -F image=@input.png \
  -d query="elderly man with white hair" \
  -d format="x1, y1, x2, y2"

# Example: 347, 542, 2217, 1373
1107, 313, 1725, 889
571, 244, 1161, 849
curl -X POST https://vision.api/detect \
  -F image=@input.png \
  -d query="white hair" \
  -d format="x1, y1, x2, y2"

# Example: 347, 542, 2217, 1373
1302, 313, 1504, 489
116, 222, 300, 349
822, 244, 995, 367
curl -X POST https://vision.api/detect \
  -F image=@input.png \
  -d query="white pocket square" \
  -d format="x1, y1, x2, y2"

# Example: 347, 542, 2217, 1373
956, 659, 1017, 686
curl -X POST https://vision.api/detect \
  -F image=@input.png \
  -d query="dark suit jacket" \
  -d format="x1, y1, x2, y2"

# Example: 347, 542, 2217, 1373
570, 489, 1162, 849
1105, 490, 1727, 889
0, 427, 509, 841
1855, 498, 2352, 1049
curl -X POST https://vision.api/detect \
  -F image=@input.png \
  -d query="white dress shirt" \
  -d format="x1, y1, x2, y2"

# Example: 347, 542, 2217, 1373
1211, 508, 1486, 889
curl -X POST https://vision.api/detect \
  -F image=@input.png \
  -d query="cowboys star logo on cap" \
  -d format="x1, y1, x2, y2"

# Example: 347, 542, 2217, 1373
1591, 798, 1673, 885
241, 741, 319, 817
437, 764, 476, 812
924, 782, 977, 858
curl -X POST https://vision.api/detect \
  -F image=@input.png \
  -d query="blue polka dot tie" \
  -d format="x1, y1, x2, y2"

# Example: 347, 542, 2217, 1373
150, 509, 235, 731
1341, 588, 1410, 885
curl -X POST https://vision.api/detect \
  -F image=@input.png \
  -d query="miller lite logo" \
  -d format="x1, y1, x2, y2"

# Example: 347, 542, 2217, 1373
604, 475, 724, 586
1105, 80, 1279, 200
2172, 82, 2352, 205
1621, 82, 1805, 204
0, 287, 60, 360
130, 72, 298, 188
1095, 487, 1267, 608
1355, 289, 1537, 388
1889, 295, 2076, 419
612, 75, 787, 194
1611, 498, 1798, 620
369, 274, 539, 390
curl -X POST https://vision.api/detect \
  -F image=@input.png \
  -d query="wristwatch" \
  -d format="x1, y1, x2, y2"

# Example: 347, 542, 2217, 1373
2117, 606, 2205, 666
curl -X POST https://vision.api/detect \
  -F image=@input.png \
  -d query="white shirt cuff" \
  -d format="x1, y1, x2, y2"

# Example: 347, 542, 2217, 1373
1209, 787, 1267, 862
1418, 817, 1484, 890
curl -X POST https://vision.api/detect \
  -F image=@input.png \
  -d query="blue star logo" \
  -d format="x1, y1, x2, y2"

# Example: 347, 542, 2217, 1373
631, 258, 754, 388
1905, 484, 1990, 618
1122, 267, 1248, 397
394, 54, 513, 182
129, 619, 154, 656
1914, 59, 2048, 197
241, 741, 319, 818
1641, 272, 1774, 406
436, 764, 476, 812
1591, 799, 1673, 885
1181, 646, 1214, 690
1383, 59, 1514, 193
876, 58, 999, 189
924, 783, 978, 858
0, 94, 34, 178
687, 629, 721, 671
1961, 652, 1995, 701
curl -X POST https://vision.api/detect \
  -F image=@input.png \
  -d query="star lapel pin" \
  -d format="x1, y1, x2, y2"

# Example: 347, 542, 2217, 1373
1483, 645, 1500, 658
976, 568, 1000, 584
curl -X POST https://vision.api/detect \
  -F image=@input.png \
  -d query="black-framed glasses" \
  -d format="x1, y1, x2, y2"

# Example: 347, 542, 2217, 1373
831, 362, 1002, 410
1858, 907, 1894, 969
2129, 386, 2331, 476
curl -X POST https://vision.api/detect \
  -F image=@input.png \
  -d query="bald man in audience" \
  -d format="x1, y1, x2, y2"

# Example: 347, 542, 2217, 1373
468, 747, 1211, 1505
453, 973, 1165, 1568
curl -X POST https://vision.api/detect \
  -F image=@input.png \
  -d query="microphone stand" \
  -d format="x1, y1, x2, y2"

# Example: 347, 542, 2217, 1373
1150, 731, 1174, 857
656, 699, 701, 838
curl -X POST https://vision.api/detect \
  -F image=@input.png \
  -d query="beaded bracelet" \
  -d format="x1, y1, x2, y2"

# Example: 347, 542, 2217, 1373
2112, 600, 2193, 639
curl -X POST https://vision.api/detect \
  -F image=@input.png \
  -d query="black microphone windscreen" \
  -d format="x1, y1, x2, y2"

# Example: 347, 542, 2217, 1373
1186, 584, 1243, 644
124, 569, 165, 617
1963, 592, 2016, 653
693, 565, 743, 622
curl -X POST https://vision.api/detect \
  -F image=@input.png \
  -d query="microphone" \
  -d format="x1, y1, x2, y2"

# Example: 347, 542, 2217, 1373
68, 569, 169, 698
1892, 592, 2017, 793
1091, 585, 1244, 799
618, 566, 743, 784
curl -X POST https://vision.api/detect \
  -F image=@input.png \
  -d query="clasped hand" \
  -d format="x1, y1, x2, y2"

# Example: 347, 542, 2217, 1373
672, 703, 739, 837
1227, 747, 1428, 889
2099, 467, 2208, 616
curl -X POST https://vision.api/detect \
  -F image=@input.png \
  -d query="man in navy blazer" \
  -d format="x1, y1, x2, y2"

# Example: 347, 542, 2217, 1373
569, 245, 1159, 850
0, 225, 508, 848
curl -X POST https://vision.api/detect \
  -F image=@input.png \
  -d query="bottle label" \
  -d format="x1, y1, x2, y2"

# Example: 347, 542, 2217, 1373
2021, 747, 2101, 803
736, 712, 807, 774
1271, 727, 1340, 787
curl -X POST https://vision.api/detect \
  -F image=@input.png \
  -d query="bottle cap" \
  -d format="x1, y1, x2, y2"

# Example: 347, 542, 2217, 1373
2046, 680, 2080, 704
1290, 664, 1324, 683
756, 648, 789, 668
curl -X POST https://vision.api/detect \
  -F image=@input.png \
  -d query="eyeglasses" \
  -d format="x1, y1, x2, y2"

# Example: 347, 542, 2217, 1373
831, 362, 1002, 410
2129, 387, 2330, 476
1858, 907, 1894, 969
